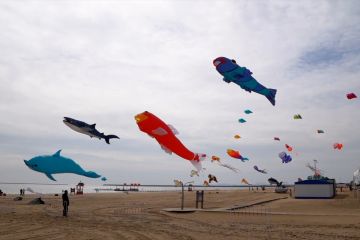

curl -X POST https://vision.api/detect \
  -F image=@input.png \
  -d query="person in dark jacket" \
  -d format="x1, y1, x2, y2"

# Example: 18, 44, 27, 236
62, 190, 70, 216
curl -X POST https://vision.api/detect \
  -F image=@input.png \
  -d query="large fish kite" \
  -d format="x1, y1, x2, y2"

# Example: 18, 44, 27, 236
279, 152, 292, 163
63, 117, 119, 144
24, 150, 101, 181
135, 111, 206, 171
213, 57, 277, 106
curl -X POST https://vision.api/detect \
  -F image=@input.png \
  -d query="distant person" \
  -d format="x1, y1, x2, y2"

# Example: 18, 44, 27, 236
62, 190, 70, 216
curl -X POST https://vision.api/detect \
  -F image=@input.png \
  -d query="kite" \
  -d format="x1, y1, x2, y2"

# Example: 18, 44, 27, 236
234, 134, 241, 139
63, 117, 119, 144
278, 151, 292, 163
244, 109, 253, 114
254, 165, 267, 174
306, 163, 322, 176
317, 130, 324, 134
208, 174, 218, 183
218, 163, 239, 173
274, 137, 280, 141
347, 93, 357, 99
241, 178, 250, 185
211, 155, 221, 162
101, 177, 107, 181
203, 180, 209, 186
24, 150, 101, 181
238, 118, 247, 123
293, 114, 302, 119
285, 144, 293, 152
213, 57, 277, 106
211, 156, 238, 172
174, 180, 182, 187
190, 170, 199, 177
333, 143, 343, 150
135, 111, 206, 171
268, 177, 282, 186
227, 149, 249, 162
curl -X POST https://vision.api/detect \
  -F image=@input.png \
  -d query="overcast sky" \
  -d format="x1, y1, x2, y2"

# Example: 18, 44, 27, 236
0, 0, 359, 186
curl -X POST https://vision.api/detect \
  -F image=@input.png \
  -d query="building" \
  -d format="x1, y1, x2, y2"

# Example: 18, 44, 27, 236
294, 179, 336, 199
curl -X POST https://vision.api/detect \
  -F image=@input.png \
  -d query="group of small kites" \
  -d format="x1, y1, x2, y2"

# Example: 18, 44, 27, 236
23, 57, 357, 184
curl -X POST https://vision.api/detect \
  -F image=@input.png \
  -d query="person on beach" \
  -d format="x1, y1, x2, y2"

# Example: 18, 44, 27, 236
62, 190, 70, 216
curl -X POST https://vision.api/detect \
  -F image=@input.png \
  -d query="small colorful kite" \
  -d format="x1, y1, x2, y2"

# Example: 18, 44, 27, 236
244, 109, 253, 114
208, 174, 218, 183
333, 143, 343, 150
234, 134, 241, 139
218, 163, 239, 173
254, 165, 267, 174
101, 177, 107, 181
174, 180, 182, 187
238, 118, 247, 123
190, 170, 199, 177
211, 155, 220, 162
317, 130, 324, 134
203, 180, 209, 186
227, 149, 249, 162
279, 151, 292, 163
241, 178, 250, 185
274, 137, 280, 141
293, 114, 302, 119
213, 57, 277, 106
285, 144, 293, 152
347, 93, 357, 99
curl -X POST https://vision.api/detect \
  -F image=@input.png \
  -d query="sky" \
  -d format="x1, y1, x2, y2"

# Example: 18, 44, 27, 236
0, 0, 359, 186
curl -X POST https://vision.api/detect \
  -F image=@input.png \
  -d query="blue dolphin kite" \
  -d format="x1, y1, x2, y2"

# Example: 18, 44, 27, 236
24, 150, 101, 181
213, 57, 277, 106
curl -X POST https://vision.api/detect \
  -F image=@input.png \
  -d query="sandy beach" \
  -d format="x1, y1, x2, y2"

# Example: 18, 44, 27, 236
0, 189, 359, 240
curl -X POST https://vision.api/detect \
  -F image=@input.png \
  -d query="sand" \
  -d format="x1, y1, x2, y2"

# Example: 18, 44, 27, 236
0, 189, 359, 240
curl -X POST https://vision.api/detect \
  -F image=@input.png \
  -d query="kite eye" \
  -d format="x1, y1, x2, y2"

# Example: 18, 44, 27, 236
231, 59, 236, 63
213, 60, 222, 67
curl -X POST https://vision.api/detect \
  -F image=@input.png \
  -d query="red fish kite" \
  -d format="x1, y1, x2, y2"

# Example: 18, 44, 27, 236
211, 155, 220, 162
135, 111, 206, 170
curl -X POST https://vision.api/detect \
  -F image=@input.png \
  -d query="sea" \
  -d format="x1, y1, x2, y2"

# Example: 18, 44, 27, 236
0, 183, 254, 195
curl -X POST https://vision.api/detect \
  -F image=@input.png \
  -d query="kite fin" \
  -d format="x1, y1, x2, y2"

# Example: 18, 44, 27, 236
160, 144, 172, 155
190, 153, 206, 171
53, 150, 62, 157
45, 173, 56, 181
104, 134, 120, 144
167, 124, 179, 135
152, 127, 168, 136
84, 171, 101, 178
265, 88, 277, 106
90, 124, 96, 128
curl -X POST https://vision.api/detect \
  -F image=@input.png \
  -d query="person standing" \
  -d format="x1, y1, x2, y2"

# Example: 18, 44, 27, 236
62, 190, 70, 216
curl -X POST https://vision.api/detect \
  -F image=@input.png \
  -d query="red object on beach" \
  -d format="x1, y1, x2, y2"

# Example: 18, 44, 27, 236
346, 93, 357, 99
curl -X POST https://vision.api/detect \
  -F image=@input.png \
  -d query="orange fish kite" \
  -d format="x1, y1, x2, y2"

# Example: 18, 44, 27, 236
135, 111, 206, 170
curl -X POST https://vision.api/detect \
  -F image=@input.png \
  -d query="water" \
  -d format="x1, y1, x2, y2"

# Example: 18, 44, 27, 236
0, 183, 251, 194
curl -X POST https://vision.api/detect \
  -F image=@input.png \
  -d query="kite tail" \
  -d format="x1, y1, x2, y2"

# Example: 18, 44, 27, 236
104, 134, 120, 144
265, 88, 277, 106
84, 171, 101, 179
191, 153, 206, 171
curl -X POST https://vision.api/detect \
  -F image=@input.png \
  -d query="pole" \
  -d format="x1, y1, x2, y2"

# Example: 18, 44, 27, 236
181, 182, 184, 210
